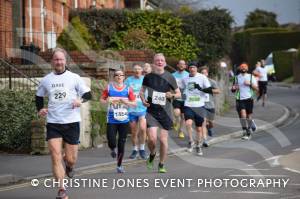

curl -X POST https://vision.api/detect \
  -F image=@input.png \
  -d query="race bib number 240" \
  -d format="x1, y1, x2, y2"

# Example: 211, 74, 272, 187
152, 91, 166, 106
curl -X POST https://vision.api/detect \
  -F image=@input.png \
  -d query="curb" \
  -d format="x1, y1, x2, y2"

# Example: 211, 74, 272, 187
0, 102, 290, 187
208, 101, 290, 146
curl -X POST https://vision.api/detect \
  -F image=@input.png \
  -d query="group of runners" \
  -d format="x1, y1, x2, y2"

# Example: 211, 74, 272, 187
35, 48, 268, 199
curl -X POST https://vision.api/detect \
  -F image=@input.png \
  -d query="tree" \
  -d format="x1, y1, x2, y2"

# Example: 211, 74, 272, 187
245, 9, 279, 29
153, 0, 206, 12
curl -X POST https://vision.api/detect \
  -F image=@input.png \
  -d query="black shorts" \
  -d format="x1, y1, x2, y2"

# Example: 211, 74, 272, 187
46, 122, 80, 145
236, 99, 254, 114
172, 100, 185, 113
183, 106, 206, 127
205, 108, 216, 121
146, 112, 173, 131
258, 81, 268, 94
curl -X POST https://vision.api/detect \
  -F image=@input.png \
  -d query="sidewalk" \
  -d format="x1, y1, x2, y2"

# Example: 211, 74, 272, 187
0, 99, 289, 185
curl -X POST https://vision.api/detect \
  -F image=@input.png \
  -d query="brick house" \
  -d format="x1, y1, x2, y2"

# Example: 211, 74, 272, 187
0, 0, 132, 59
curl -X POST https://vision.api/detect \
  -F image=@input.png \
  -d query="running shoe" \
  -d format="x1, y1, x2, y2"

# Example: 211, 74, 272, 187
173, 123, 180, 132
146, 158, 154, 170
178, 131, 185, 139
195, 146, 203, 156
250, 120, 257, 132
158, 165, 167, 173
129, 150, 138, 159
56, 188, 68, 199
65, 165, 74, 178
187, 141, 194, 152
139, 150, 148, 160
110, 149, 117, 158
116, 166, 125, 173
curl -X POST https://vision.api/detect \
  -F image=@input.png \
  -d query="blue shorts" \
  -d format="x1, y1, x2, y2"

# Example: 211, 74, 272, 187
129, 112, 146, 122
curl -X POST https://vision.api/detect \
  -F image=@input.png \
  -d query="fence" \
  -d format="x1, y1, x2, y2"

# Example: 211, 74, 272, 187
0, 58, 40, 90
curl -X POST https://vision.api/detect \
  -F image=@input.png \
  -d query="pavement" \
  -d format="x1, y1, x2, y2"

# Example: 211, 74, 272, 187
0, 96, 290, 186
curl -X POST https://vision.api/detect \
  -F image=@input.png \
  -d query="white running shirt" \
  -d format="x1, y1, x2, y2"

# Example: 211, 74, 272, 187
183, 73, 211, 107
255, 66, 268, 81
236, 73, 257, 100
36, 70, 90, 124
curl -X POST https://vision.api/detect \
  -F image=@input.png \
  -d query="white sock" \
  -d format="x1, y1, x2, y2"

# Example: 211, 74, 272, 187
139, 144, 145, 150
133, 146, 138, 151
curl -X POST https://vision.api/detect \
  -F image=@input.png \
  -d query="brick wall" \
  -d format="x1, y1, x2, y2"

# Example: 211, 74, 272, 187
0, 0, 13, 58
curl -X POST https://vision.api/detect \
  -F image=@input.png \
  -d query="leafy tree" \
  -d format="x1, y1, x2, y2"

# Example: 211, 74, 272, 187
245, 9, 279, 29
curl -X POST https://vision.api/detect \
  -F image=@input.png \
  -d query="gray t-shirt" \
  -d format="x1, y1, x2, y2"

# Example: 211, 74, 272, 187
204, 79, 218, 109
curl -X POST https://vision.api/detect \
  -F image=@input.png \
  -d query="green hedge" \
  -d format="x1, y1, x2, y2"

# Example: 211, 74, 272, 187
67, 8, 233, 63
232, 27, 289, 65
273, 51, 298, 81
0, 90, 36, 151
57, 16, 100, 51
232, 28, 300, 67
181, 8, 234, 63
249, 31, 300, 67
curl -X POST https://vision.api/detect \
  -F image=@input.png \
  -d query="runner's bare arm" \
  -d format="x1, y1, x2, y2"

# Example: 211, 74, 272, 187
139, 86, 150, 107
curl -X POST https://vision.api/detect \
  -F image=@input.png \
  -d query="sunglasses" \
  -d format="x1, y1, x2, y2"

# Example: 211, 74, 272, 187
114, 74, 124, 77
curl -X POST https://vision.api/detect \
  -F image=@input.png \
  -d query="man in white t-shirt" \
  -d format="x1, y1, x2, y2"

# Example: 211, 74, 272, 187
182, 62, 212, 156
36, 48, 91, 199
231, 63, 258, 140
253, 61, 268, 107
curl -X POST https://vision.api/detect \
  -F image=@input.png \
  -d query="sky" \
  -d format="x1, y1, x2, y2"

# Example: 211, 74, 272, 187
198, 0, 300, 26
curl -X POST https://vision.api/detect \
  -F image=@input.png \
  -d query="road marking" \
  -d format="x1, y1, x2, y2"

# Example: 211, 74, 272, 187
252, 155, 282, 166
229, 174, 287, 177
284, 167, 300, 174
190, 190, 278, 195
292, 148, 300, 152
158, 194, 169, 199
0, 182, 31, 192
280, 113, 299, 128
190, 190, 211, 193
280, 195, 300, 199
240, 169, 270, 171
288, 183, 300, 186
223, 191, 278, 195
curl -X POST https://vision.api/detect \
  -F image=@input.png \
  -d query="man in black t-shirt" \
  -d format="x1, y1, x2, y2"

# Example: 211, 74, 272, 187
140, 53, 181, 173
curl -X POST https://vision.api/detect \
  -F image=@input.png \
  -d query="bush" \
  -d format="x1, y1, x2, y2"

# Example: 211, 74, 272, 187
181, 8, 234, 63
70, 9, 127, 50
231, 28, 294, 66
0, 90, 36, 151
245, 9, 279, 29
57, 16, 100, 51
70, 9, 199, 61
249, 31, 300, 66
273, 50, 298, 81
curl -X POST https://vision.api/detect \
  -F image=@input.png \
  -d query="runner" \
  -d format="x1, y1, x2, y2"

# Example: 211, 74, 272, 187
231, 63, 258, 140
125, 64, 147, 160
100, 69, 136, 173
200, 66, 221, 147
36, 48, 91, 199
182, 62, 212, 155
253, 60, 268, 107
140, 53, 181, 173
143, 63, 152, 75
172, 60, 189, 139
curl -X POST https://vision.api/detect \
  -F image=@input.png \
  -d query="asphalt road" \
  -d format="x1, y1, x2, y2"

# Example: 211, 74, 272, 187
0, 84, 299, 199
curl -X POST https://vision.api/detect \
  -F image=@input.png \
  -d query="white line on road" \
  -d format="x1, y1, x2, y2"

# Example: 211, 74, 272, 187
190, 190, 278, 195
190, 190, 211, 193
240, 169, 270, 171
229, 174, 287, 177
292, 148, 300, 152
284, 167, 300, 174
280, 195, 300, 199
288, 183, 300, 186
